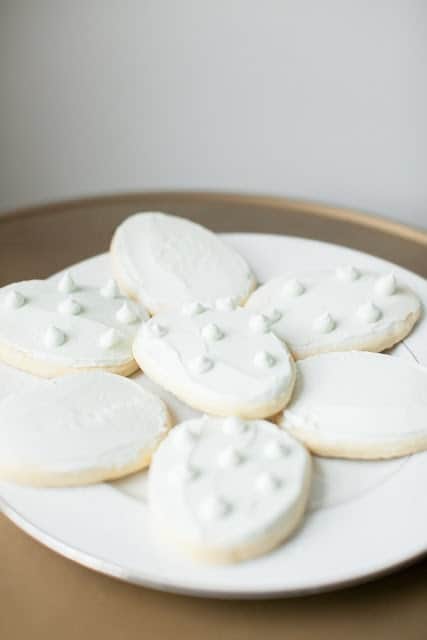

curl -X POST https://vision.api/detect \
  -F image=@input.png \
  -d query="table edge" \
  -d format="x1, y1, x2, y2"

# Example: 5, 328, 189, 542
2, 190, 426, 246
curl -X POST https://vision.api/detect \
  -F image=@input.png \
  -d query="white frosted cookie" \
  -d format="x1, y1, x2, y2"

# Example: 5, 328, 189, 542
148, 416, 312, 563
0, 371, 171, 486
246, 267, 421, 359
133, 307, 296, 418
0, 274, 149, 377
278, 352, 427, 459
111, 211, 256, 313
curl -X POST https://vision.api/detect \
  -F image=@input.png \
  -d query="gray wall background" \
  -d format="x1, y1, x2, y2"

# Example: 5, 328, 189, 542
1, 0, 426, 228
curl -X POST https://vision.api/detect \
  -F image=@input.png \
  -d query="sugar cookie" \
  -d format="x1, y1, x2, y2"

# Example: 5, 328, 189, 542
0, 371, 171, 486
0, 275, 149, 377
148, 416, 312, 563
246, 268, 421, 359
111, 212, 256, 313
133, 307, 296, 418
278, 352, 427, 459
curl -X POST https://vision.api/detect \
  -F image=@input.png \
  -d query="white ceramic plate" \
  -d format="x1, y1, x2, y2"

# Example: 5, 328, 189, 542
1, 233, 426, 599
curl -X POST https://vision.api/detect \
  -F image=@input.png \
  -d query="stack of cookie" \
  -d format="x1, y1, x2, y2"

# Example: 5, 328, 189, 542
0, 212, 425, 564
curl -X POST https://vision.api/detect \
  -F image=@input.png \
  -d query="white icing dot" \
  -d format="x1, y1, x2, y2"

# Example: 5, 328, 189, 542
99, 328, 121, 349
375, 273, 397, 296
201, 323, 224, 342
263, 440, 289, 459
222, 416, 247, 435
58, 296, 82, 315
357, 301, 382, 323
336, 265, 360, 281
182, 301, 208, 316
267, 308, 282, 324
44, 325, 66, 348
100, 279, 120, 298
255, 472, 282, 493
168, 463, 200, 484
215, 297, 237, 311
116, 302, 138, 324
313, 312, 336, 333
189, 355, 214, 374
254, 351, 276, 368
149, 322, 168, 338
172, 427, 200, 450
249, 314, 270, 333
217, 446, 244, 468
57, 271, 76, 294
199, 495, 230, 522
282, 279, 305, 297
4, 289, 25, 309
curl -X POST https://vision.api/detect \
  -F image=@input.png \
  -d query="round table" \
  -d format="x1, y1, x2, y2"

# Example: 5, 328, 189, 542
1, 192, 427, 640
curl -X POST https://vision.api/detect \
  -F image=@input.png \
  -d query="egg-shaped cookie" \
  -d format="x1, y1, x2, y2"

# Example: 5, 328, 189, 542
278, 352, 427, 459
246, 268, 421, 358
0, 371, 171, 486
0, 274, 148, 377
148, 415, 312, 563
111, 212, 256, 313
133, 306, 296, 418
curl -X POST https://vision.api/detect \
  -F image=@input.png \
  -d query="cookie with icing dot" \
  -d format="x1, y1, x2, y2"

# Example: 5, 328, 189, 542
133, 307, 296, 418
148, 415, 311, 563
111, 212, 256, 313
0, 273, 148, 377
278, 352, 427, 459
246, 268, 421, 359
0, 371, 171, 486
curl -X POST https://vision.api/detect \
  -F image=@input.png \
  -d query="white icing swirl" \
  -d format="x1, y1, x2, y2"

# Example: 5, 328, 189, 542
375, 273, 397, 296
100, 279, 120, 298
44, 326, 66, 348
201, 323, 224, 342
5, 290, 25, 309
313, 312, 336, 333
357, 301, 382, 323
282, 279, 305, 297
58, 271, 76, 294
58, 296, 82, 316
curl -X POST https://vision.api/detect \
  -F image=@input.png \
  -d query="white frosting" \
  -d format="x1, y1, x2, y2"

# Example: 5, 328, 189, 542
0, 372, 170, 482
357, 301, 382, 323
58, 296, 82, 316
215, 297, 238, 311
44, 326, 66, 348
133, 307, 295, 417
57, 271, 76, 294
201, 323, 224, 342
279, 352, 427, 453
5, 289, 25, 309
148, 416, 311, 560
0, 278, 148, 368
100, 278, 120, 298
111, 212, 256, 313
246, 268, 421, 358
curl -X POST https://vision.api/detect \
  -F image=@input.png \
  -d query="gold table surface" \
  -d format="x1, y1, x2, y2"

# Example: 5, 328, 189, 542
1, 192, 426, 640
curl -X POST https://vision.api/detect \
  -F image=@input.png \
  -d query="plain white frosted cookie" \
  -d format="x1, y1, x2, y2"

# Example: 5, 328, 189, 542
0, 371, 171, 486
278, 352, 427, 459
0, 274, 149, 377
148, 415, 312, 563
133, 307, 296, 418
111, 211, 256, 313
246, 267, 421, 359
